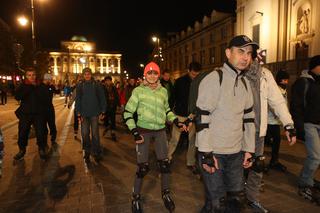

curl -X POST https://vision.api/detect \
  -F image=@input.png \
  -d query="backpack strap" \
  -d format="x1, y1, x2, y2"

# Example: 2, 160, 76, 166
303, 78, 310, 109
240, 77, 248, 91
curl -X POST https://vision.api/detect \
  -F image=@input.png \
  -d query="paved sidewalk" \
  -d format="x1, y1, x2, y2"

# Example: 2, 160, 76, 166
0, 96, 319, 212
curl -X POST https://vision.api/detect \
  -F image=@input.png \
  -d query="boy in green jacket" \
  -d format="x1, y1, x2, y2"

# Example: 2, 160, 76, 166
124, 62, 186, 213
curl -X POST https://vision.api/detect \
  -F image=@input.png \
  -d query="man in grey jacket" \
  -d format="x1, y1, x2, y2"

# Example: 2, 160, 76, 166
75, 68, 107, 163
196, 35, 257, 212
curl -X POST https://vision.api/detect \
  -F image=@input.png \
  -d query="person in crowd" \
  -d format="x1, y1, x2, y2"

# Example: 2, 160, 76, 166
265, 70, 290, 172
124, 62, 186, 212
196, 35, 255, 212
41, 73, 60, 147
245, 43, 296, 212
68, 75, 83, 139
160, 69, 174, 109
75, 68, 106, 163
0, 79, 8, 105
14, 68, 48, 160
168, 62, 201, 174
103, 76, 119, 141
290, 55, 320, 205
63, 82, 72, 107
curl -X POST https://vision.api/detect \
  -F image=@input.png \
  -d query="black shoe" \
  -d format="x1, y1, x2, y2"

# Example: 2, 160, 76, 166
52, 142, 58, 150
269, 161, 287, 172
131, 194, 143, 213
39, 148, 47, 160
187, 165, 200, 175
14, 148, 26, 161
111, 133, 117, 141
247, 200, 269, 213
162, 189, 175, 212
200, 199, 223, 213
93, 154, 102, 163
298, 186, 320, 205
74, 131, 78, 139
84, 152, 90, 163
313, 179, 320, 191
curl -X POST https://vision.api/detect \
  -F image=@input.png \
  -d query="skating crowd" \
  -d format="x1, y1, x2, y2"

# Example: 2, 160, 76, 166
1, 35, 320, 213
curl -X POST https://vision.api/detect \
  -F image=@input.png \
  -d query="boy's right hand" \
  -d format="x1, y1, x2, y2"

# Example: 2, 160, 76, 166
132, 129, 144, 144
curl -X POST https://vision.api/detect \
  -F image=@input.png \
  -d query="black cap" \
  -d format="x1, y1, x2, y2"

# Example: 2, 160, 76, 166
309, 55, 320, 71
276, 70, 289, 84
228, 35, 259, 49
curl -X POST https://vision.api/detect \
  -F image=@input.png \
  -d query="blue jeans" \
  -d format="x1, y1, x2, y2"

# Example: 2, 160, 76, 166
81, 116, 101, 156
299, 123, 320, 187
198, 151, 244, 207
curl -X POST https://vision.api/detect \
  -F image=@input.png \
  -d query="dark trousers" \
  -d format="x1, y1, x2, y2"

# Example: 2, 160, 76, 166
46, 106, 57, 142
104, 108, 116, 130
265, 124, 281, 163
18, 114, 47, 150
1, 92, 7, 105
74, 109, 79, 133
199, 151, 244, 208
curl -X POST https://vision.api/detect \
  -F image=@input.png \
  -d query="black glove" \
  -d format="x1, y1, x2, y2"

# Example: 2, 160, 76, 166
183, 117, 193, 126
284, 124, 296, 139
131, 128, 142, 141
173, 118, 183, 128
249, 155, 266, 173
201, 152, 216, 168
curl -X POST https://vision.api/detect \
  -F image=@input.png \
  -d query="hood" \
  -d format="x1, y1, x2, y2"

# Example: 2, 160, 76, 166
300, 69, 314, 80
142, 80, 162, 90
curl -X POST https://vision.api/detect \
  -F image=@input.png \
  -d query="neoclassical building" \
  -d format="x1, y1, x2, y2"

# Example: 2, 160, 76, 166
49, 36, 122, 83
236, 0, 320, 76
161, 10, 235, 79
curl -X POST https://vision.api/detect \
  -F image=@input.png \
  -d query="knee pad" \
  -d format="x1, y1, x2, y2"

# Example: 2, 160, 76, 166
226, 191, 246, 210
158, 159, 171, 174
136, 163, 149, 178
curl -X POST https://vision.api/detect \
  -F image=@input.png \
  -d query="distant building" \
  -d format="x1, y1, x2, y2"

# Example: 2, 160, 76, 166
161, 10, 235, 79
236, 0, 320, 78
48, 36, 122, 83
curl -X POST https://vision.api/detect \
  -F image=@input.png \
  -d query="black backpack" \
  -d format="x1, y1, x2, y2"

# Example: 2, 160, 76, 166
188, 69, 223, 115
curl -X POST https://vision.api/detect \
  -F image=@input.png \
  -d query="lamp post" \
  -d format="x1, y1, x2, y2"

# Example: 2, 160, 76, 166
151, 36, 164, 64
17, 0, 47, 65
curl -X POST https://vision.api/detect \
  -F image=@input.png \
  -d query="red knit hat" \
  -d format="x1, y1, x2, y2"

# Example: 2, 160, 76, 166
144, 62, 160, 76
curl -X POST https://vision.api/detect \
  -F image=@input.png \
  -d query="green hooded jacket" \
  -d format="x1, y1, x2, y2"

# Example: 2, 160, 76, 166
124, 81, 176, 131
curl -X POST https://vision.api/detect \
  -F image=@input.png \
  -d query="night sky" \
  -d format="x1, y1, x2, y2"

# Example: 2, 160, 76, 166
0, 0, 236, 75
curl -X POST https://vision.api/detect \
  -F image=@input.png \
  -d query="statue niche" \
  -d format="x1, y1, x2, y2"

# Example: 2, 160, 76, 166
297, 8, 310, 35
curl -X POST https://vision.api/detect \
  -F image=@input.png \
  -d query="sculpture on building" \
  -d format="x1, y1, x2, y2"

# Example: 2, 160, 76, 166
298, 8, 310, 34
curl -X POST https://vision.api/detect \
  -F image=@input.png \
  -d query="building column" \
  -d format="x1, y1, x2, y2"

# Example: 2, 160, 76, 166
106, 57, 109, 73
100, 57, 103, 73
117, 58, 121, 74
53, 57, 58, 76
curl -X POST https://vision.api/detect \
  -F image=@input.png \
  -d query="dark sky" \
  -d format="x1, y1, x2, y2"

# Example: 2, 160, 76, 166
1, 0, 236, 75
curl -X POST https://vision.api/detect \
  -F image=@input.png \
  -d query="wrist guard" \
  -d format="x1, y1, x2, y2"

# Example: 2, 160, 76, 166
201, 152, 215, 168
184, 117, 193, 126
249, 155, 265, 173
284, 124, 296, 138
173, 118, 183, 128
131, 128, 142, 141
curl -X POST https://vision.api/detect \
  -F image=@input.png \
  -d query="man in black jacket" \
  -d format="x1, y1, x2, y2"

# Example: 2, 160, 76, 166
41, 73, 60, 147
14, 68, 48, 160
168, 62, 201, 173
290, 55, 320, 204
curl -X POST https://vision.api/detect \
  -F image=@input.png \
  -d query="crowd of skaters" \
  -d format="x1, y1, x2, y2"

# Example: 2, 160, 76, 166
0, 34, 320, 213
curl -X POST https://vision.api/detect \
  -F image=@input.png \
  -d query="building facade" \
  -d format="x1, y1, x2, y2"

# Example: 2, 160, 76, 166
162, 10, 235, 79
48, 36, 122, 83
236, 0, 320, 77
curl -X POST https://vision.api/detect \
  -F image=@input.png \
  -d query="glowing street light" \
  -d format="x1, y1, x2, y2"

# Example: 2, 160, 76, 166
17, 16, 29, 26
16, 0, 49, 64
139, 63, 144, 68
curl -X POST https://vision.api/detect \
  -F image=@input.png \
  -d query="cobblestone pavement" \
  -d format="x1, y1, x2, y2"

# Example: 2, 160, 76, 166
0, 96, 319, 212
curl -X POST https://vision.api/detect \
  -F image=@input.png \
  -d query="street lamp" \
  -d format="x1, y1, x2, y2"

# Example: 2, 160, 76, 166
17, 0, 48, 63
17, 16, 28, 26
